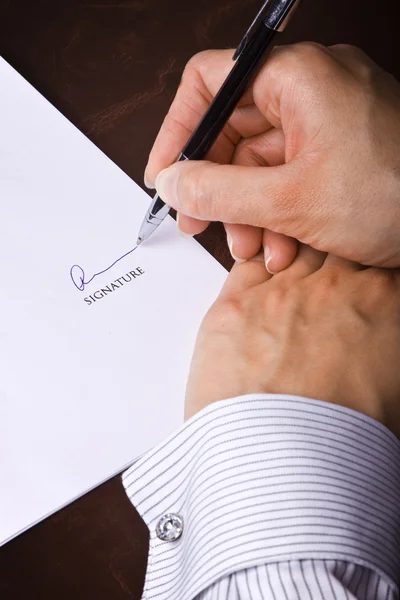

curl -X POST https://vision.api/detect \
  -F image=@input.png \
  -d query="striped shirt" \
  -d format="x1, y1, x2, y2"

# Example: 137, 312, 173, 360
123, 395, 400, 599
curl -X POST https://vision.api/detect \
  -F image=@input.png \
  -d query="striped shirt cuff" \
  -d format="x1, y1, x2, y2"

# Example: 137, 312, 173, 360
122, 395, 400, 600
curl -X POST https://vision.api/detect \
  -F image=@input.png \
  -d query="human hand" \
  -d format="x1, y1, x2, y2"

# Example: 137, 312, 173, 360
145, 44, 400, 271
185, 247, 400, 439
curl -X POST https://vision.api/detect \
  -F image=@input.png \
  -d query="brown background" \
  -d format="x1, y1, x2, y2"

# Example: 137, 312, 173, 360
0, 0, 399, 597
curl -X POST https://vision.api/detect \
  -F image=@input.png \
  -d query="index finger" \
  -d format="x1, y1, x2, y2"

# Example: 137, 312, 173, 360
145, 49, 270, 186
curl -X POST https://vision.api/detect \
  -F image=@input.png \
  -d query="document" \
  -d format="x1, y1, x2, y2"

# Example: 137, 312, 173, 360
0, 58, 226, 546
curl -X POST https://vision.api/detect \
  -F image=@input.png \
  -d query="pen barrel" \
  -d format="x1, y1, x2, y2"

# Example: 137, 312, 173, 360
182, 23, 276, 161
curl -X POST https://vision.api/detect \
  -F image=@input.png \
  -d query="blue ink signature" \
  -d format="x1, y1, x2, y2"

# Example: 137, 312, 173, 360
70, 245, 139, 292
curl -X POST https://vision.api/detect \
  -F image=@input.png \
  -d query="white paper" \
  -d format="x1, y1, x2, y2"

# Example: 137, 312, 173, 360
0, 58, 227, 546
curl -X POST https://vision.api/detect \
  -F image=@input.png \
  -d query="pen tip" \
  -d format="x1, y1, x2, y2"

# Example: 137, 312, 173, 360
136, 237, 143, 246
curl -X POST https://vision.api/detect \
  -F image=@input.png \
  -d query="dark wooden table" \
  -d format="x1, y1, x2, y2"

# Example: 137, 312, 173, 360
1, 0, 399, 597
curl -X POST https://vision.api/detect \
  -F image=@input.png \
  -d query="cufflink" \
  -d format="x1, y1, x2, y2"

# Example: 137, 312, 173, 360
156, 513, 184, 542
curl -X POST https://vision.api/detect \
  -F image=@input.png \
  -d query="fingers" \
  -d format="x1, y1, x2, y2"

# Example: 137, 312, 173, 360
222, 128, 285, 261
155, 159, 304, 233
225, 224, 263, 262
161, 127, 285, 240
275, 244, 326, 280
144, 50, 237, 187
219, 256, 270, 299
149, 42, 353, 251
177, 213, 210, 236
147, 41, 340, 186
170, 126, 285, 241
148, 42, 340, 234
232, 128, 285, 168
145, 49, 271, 187
230, 104, 272, 140
263, 229, 298, 274
175, 217, 263, 261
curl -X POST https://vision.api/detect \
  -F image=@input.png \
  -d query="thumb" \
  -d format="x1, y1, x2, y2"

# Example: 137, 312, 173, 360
155, 160, 305, 233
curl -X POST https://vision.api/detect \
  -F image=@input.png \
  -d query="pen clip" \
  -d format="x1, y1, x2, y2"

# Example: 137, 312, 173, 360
233, 0, 272, 60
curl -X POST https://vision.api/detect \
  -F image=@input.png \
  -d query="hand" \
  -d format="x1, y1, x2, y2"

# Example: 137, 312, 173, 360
185, 247, 400, 439
145, 44, 400, 271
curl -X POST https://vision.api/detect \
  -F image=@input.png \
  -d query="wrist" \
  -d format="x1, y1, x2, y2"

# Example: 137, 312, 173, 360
263, 367, 393, 436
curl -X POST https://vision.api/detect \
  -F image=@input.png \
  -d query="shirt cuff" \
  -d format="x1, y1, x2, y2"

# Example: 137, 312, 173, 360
122, 395, 400, 600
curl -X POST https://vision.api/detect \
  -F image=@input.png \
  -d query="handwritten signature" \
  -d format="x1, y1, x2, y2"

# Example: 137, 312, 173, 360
70, 245, 139, 292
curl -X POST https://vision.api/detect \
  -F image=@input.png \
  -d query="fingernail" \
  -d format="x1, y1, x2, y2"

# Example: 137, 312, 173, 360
227, 232, 246, 264
144, 167, 155, 190
176, 213, 192, 238
155, 166, 180, 207
264, 247, 276, 274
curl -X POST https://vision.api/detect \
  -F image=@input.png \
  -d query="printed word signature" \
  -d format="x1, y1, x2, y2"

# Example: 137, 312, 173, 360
70, 245, 139, 292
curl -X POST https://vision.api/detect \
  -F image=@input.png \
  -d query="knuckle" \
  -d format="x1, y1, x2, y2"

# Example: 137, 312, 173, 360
269, 43, 350, 101
295, 41, 327, 58
331, 43, 368, 61
354, 61, 374, 85
204, 296, 245, 333
331, 43, 358, 54
161, 111, 183, 136
264, 282, 290, 310
183, 50, 214, 78
267, 46, 295, 80
357, 269, 400, 320
331, 44, 375, 83
274, 42, 327, 71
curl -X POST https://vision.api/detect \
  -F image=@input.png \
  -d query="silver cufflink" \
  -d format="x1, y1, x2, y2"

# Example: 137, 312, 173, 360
156, 513, 184, 542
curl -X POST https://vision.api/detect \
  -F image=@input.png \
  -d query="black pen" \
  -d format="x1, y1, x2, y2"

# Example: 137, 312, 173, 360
137, 0, 300, 244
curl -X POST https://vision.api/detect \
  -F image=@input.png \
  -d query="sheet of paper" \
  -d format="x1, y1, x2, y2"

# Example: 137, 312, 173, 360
0, 58, 227, 546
